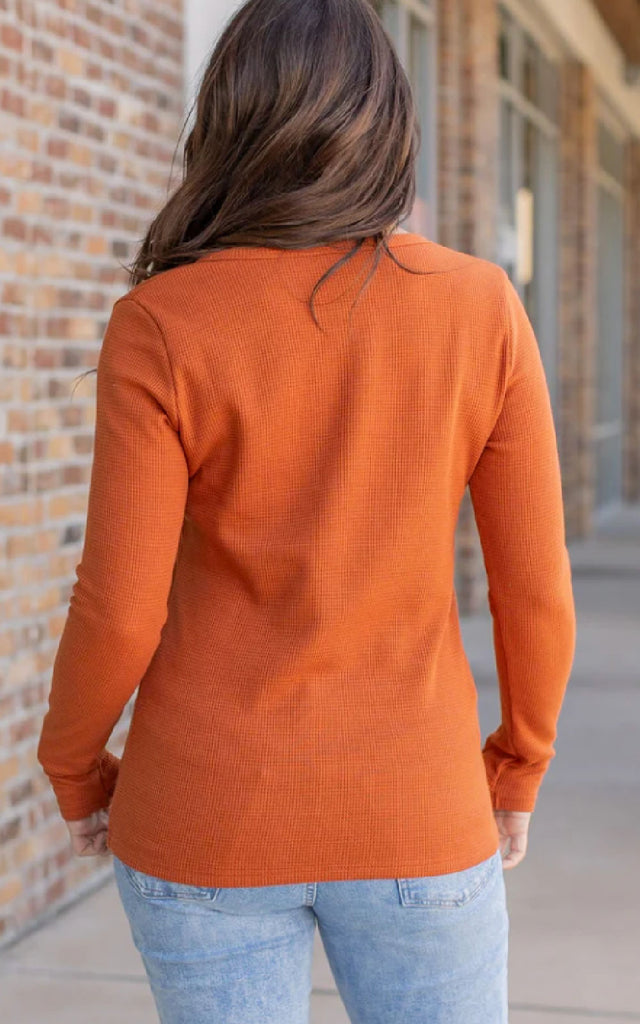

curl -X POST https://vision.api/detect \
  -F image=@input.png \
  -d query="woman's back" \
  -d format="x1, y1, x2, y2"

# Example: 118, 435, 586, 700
34, 4, 576, 1018
38, 231, 575, 887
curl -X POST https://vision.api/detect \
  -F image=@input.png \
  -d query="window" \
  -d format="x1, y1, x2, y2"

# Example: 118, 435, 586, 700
370, 1, 437, 238
594, 113, 626, 511
497, 5, 560, 417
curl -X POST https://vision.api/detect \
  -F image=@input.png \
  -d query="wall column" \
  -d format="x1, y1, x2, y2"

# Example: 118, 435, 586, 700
436, 0, 462, 249
557, 60, 598, 537
444, 0, 499, 613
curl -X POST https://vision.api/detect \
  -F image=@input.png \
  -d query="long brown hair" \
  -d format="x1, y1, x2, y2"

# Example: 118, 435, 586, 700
77, 0, 430, 389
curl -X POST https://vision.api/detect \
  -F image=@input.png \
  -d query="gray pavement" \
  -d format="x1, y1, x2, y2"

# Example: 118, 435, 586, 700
1, 503, 639, 1022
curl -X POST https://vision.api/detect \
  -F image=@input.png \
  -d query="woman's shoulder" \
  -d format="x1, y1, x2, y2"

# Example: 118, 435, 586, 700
401, 232, 507, 283
114, 236, 510, 322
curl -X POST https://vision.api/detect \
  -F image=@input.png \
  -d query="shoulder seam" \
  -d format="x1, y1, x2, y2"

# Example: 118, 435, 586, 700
497, 267, 516, 382
484, 267, 515, 433
115, 294, 181, 435
465, 265, 515, 475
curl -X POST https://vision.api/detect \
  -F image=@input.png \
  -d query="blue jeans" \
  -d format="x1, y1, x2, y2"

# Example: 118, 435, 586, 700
112, 846, 509, 1023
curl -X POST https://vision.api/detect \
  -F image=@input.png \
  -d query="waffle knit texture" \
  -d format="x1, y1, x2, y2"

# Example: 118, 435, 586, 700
37, 233, 576, 887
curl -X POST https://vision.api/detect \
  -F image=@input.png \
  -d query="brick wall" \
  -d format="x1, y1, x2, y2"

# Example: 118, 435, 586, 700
0, 0, 184, 949
436, 0, 499, 613
557, 61, 598, 538
436, 0, 462, 251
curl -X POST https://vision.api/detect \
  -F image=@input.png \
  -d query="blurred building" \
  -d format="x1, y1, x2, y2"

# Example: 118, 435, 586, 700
0, 0, 639, 945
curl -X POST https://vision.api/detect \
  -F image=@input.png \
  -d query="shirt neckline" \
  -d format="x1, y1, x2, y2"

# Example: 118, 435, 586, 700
197, 232, 427, 262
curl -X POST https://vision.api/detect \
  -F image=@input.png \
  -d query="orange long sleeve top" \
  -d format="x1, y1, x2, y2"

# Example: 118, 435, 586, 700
36, 233, 576, 887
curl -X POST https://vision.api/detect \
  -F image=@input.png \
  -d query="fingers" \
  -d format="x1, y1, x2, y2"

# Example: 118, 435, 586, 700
66, 807, 111, 858
493, 809, 531, 869
500, 831, 528, 869
70, 827, 109, 857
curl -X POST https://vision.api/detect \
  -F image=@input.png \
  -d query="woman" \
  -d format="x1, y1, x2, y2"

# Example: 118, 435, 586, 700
36, 0, 576, 1021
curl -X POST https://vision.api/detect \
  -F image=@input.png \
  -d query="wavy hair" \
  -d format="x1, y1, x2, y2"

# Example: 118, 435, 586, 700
76, 0, 430, 389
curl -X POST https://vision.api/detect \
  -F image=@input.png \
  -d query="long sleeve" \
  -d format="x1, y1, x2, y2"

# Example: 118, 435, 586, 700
469, 270, 576, 813
37, 296, 189, 821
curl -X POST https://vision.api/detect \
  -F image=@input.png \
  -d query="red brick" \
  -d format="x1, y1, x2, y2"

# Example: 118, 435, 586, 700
0, 0, 185, 950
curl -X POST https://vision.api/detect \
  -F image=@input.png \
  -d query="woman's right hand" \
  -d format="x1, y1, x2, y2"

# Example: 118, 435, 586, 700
494, 810, 531, 869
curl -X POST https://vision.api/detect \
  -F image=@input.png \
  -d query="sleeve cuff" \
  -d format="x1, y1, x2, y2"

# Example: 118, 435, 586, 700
48, 750, 121, 822
487, 769, 542, 812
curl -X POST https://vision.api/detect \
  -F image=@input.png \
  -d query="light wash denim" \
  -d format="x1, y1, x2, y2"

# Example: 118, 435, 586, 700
112, 845, 508, 1024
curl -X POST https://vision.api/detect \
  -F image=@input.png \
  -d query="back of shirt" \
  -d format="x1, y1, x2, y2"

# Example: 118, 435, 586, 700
36, 232, 576, 887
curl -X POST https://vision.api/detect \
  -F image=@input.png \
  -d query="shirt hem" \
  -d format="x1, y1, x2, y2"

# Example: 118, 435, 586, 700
106, 827, 501, 888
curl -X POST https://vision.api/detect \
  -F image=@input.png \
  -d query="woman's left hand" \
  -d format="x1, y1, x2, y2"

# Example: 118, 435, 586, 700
66, 806, 111, 857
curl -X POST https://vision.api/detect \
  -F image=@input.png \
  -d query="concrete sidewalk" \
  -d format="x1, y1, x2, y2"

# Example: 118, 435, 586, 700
1, 506, 639, 1023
